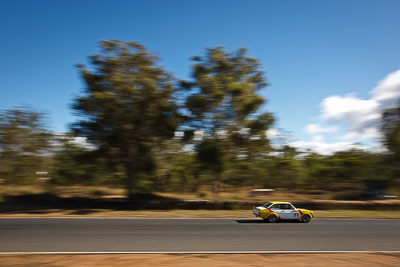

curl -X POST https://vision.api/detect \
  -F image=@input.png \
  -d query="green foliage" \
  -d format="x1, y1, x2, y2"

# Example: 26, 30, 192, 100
51, 134, 117, 185
267, 148, 305, 190
331, 190, 371, 201
382, 104, 400, 156
184, 47, 273, 144
382, 104, 400, 183
196, 140, 223, 173
72, 40, 180, 199
182, 47, 274, 193
1, 42, 398, 199
302, 153, 332, 189
0, 106, 53, 184
168, 152, 199, 192
301, 150, 391, 191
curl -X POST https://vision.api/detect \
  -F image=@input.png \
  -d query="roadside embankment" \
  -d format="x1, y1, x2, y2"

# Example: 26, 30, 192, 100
1, 253, 400, 267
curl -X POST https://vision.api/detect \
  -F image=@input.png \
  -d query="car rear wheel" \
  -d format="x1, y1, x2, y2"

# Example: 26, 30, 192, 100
301, 214, 311, 223
267, 215, 278, 223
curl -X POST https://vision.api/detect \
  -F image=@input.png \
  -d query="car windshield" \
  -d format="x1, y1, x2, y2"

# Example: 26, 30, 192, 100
262, 202, 272, 208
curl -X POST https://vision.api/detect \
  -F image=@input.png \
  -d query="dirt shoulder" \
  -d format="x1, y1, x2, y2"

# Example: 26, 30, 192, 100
1, 253, 400, 267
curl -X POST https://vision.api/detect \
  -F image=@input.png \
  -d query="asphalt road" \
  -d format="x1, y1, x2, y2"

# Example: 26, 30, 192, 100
1, 218, 400, 252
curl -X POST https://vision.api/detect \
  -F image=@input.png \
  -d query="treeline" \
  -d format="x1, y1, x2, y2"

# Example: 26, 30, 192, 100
0, 40, 399, 198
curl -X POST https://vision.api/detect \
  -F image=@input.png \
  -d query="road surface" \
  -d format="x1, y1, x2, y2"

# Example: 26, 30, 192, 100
1, 218, 399, 252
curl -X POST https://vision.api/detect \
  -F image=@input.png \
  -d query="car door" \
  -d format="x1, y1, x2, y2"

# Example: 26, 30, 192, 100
269, 204, 285, 218
270, 204, 300, 219
280, 204, 300, 219
277, 204, 292, 219
289, 204, 301, 219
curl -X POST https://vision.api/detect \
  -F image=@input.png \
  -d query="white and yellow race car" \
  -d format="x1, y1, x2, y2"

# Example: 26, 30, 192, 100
253, 201, 314, 223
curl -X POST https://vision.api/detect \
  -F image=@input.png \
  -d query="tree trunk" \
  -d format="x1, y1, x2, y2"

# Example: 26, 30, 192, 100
124, 142, 138, 202
126, 161, 136, 201
213, 173, 222, 200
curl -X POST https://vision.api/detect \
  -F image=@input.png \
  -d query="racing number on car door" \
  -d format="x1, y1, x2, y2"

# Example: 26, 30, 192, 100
281, 204, 299, 219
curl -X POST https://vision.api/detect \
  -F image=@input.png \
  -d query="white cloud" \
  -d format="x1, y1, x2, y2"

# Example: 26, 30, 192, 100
290, 140, 360, 155
70, 136, 96, 150
304, 124, 338, 135
372, 70, 400, 107
321, 95, 379, 123
250, 134, 261, 140
174, 131, 184, 138
319, 70, 400, 141
193, 130, 204, 141
312, 135, 325, 142
290, 70, 400, 155
266, 128, 280, 139
340, 127, 381, 140
53, 133, 96, 150
238, 128, 250, 136
216, 129, 228, 139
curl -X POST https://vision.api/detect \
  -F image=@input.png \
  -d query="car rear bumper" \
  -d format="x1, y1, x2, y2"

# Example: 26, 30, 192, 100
253, 209, 260, 217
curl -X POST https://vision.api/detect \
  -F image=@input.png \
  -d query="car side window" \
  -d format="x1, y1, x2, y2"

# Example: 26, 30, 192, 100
270, 204, 280, 210
281, 204, 292, 210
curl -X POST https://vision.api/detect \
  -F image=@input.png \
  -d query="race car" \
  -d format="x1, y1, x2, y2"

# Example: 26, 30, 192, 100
253, 201, 314, 223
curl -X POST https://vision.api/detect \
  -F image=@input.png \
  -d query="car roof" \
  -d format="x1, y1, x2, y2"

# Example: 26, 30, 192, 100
269, 201, 291, 204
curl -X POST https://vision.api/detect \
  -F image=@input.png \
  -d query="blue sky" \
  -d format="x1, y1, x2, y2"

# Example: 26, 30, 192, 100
1, 0, 399, 154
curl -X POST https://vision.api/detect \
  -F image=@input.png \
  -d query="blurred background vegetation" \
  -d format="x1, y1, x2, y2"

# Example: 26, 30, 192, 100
0, 40, 399, 202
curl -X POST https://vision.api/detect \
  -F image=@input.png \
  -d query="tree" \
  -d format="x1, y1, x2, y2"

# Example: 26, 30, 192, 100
382, 103, 400, 183
382, 104, 400, 157
302, 153, 332, 189
265, 145, 304, 190
51, 134, 118, 186
0, 106, 52, 184
72, 40, 180, 200
168, 152, 199, 192
182, 47, 274, 193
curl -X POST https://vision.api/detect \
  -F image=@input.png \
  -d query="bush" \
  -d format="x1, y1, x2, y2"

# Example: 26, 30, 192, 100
331, 190, 371, 201
292, 189, 325, 195
87, 189, 104, 197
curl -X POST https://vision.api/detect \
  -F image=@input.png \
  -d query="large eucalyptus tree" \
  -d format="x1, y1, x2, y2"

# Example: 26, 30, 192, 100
73, 40, 180, 199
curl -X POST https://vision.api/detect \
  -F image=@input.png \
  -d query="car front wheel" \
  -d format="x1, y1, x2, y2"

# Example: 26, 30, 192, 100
301, 214, 311, 223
